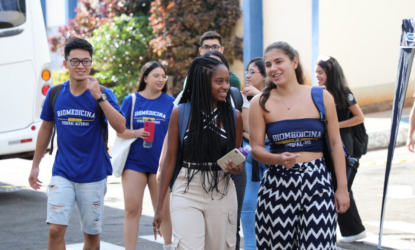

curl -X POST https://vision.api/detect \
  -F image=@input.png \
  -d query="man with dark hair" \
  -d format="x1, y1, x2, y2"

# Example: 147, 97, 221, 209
28, 38, 125, 250
199, 31, 241, 90
199, 30, 224, 53
173, 30, 242, 107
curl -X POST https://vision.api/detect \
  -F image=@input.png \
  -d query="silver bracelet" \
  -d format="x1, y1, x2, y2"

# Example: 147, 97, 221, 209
132, 130, 135, 138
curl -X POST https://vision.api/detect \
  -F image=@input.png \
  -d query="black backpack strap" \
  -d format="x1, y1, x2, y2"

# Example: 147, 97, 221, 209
48, 84, 64, 155
229, 87, 243, 112
97, 86, 109, 153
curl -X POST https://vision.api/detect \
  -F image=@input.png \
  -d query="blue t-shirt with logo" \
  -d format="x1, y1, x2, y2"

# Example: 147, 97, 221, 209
121, 92, 174, 173
41, 80, 122, 183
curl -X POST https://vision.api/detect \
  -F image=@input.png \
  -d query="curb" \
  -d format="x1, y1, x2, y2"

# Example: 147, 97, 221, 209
367, 122, 409, 150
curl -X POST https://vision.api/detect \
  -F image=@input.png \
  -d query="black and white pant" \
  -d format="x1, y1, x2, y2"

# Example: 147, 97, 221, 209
255, 158, 337, 250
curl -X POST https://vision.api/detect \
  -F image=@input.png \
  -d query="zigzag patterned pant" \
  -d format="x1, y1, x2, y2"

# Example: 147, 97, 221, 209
255, 158, 337, 250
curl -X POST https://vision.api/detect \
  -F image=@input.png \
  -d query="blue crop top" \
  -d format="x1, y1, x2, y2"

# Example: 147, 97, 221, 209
266, 118, 324, 153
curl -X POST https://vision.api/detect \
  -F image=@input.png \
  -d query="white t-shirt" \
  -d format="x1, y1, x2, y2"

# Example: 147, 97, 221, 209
242, 94, 250, 109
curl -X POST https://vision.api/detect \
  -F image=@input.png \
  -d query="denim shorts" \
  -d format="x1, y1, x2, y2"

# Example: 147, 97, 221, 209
46, 176, 107, 235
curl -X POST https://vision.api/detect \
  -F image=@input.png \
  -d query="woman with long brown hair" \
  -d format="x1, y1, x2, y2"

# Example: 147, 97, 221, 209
117, 61, 174, 250
316, 56, 366, 243
249, 42, 350, 249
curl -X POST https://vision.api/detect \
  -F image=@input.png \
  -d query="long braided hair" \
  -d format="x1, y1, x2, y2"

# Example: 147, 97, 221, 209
179, 57, 236, 196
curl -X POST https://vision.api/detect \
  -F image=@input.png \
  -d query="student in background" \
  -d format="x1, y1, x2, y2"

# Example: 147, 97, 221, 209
240, 57, 267, 250
117, 61, 174, 250
316, 55, 366, 243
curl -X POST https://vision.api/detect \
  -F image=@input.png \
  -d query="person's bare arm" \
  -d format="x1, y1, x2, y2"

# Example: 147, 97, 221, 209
86, 76, 125, 133
28, 121, 54, 190
323, 90, 350, 213
242, 108, 249, 139
157, 135, 169, 183
224, 111, 244, 174
99, 100, 126, 133
117, 128, 149, 140
407, 102, 415, 152
338, 104, 365, 128
153, 107, 179, 236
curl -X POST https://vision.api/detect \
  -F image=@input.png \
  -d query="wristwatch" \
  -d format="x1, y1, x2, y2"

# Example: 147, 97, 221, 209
96, 93, 107, 103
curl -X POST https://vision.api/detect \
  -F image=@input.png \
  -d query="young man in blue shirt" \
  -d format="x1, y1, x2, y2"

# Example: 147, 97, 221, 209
28, 38, 125, 250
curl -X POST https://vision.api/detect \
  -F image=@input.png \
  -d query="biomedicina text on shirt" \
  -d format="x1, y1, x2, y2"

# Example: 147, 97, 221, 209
41, 80, 123, 183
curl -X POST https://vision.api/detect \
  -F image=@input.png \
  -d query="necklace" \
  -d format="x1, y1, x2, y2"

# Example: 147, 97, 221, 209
276, 87, 301, 110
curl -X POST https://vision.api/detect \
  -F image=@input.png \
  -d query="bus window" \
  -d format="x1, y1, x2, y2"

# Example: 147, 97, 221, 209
0, 0, 26, 29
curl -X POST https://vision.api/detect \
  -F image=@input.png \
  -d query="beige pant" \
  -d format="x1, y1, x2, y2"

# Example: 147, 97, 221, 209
170, 168, 238, 250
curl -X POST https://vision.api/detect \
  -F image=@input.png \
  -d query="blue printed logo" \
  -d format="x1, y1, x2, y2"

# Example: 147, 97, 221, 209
407, 33, 415, 41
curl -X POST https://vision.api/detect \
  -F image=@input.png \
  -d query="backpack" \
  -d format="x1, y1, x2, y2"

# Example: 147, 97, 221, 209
311, 86, 359, 191
48, 84, 108, 155
349, 118, 369, 158
229, 87, 243, 112
169, 102, 237, 191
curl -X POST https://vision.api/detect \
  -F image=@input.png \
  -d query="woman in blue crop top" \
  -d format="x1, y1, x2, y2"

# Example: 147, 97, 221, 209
153, 57, 244, 250
249, 42, 350, 250
316, 56, 366, 243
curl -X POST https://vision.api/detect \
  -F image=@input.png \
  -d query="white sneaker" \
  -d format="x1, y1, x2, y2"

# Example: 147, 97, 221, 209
340, 230, 367, 243
163, 244, 175, 250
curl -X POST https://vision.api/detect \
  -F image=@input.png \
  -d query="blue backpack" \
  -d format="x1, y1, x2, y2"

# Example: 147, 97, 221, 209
169, 102, 237, 191
311, 86, 359, 191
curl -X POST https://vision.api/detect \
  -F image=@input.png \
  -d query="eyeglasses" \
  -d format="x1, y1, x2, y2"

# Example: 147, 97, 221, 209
200, 45, 222, 51
68, 58, 92, 67
152, 74, 168, 81
244, 70, 259, 76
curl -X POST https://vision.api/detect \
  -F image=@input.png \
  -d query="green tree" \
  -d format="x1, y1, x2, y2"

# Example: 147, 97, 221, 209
88, 13, 156, 103
149, 0, 243, 88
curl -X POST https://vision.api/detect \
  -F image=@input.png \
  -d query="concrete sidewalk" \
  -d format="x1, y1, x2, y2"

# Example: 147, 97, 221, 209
365, 107, 412, 150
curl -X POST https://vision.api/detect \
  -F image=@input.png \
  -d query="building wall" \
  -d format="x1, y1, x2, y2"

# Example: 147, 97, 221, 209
229, 0, 245, 88
260, 0, 415, 107
262, 0, 313, 85
319, 0, 415, 106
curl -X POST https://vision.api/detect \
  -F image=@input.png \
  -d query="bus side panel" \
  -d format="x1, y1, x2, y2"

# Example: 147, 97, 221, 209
29, 0, 51, 121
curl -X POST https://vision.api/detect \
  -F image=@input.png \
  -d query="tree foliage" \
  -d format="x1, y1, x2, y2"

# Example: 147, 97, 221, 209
88, 13, 156, 103
49, 0, 243, 101
48, 0, 153, 52
149, 0, 243, 87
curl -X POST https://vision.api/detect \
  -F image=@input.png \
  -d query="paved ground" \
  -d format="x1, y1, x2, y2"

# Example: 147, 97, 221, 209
2, 106, 415, 250
1, 145, 415, 250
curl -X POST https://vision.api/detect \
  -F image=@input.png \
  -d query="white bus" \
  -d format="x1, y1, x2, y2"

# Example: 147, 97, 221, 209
0, 0, 51, 159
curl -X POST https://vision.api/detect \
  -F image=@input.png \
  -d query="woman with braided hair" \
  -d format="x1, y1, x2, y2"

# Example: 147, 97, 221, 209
153, 57, 243, 250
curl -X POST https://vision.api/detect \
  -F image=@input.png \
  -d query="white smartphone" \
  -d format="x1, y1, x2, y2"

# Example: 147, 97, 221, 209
217, 148, 246, 171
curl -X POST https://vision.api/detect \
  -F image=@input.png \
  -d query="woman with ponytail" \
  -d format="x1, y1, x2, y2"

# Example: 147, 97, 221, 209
117, 61, 174, 250
249, 42, 350, 249
153, 57, 243, 250
316, 56, 366, 243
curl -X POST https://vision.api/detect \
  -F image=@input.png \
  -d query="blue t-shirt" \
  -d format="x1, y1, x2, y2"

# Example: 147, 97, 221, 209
41, 80, 122, 183
121, 92, 174, 173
